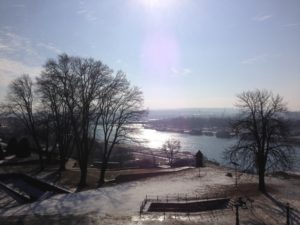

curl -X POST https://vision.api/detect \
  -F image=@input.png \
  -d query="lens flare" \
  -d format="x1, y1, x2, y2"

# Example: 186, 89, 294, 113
141, 31, 180, 77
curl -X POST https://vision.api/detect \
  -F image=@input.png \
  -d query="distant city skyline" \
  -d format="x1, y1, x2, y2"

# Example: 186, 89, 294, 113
0, 0, 299, 110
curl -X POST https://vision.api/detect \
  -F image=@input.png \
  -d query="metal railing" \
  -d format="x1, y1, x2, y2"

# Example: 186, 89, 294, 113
139, 191, 231, 217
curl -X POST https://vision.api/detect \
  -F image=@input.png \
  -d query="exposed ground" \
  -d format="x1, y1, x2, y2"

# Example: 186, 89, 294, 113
1, 162, 300, 225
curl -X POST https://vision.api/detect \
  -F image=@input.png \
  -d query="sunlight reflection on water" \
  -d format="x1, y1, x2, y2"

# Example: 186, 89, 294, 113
134, 126, 236, 163
133, 125, 300, 171
97, 124, 300, 171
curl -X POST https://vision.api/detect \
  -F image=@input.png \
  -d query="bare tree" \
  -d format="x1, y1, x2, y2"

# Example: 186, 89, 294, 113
1, 54, 145, 189
162, 138, 181, 167
40, 54, 112, 188
97, 72, 145, 186
37, 68, 74, 171
1, 75, 44, 169
225, 89, 294, 192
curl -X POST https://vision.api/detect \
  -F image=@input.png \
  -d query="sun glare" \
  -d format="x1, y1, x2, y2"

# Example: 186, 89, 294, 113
142, 0, 162, 9
135, 0, 174, 11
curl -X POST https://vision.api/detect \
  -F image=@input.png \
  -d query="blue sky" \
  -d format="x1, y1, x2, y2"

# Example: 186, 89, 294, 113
0, 0, 299, 110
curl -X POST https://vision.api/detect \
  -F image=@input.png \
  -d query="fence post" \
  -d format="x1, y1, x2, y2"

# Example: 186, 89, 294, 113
235, 204, 240, 225
286, 203, 290, 225
140, 201, 142, 218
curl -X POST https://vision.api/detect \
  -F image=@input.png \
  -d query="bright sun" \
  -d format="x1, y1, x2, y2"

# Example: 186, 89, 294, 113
130, 0, 188, 13
137, 0, 173, 11
142, 0, 162, 9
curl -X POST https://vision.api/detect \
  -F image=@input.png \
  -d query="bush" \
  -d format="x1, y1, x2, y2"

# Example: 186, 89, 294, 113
125, 158, 156, 168
7, 137, 18, 155
173, 158, 195, 167
226, 172, 233, 177
0, 145, 4, 160
110, 148, 134, 167
16, 137, 31, 158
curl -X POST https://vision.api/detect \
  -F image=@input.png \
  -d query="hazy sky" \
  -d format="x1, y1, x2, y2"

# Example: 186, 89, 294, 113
0, 0, 299, 110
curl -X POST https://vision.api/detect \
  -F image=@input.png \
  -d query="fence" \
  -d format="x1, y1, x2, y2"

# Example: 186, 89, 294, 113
139, 191, 233, 218
286, 203, 300, 225
140, 193, 300, 224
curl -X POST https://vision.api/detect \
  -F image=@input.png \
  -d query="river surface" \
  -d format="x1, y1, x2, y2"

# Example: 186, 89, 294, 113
133, 126, 300, 172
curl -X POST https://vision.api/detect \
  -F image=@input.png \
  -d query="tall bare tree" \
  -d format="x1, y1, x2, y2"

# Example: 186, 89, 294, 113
225, 89, 294, 192
40, 54, 112, 187
162, 138, 181, 167
1, 75, 44, 168
97, 72, 145, 186
36, 71, 73, 171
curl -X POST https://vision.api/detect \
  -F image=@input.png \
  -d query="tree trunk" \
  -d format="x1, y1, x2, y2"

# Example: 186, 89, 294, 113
32, 131, 44, 170
98, 161, 107, 187
38, 152, 44, 170
59, 157, 66, 171
258, 167, 266, 192
35, 142, 44, 170
78, 166, 87, 189
77, 135, 89, 189
58, 145, 66, 171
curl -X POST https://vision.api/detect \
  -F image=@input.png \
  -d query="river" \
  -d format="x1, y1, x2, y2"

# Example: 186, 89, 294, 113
133, 126, 300, 172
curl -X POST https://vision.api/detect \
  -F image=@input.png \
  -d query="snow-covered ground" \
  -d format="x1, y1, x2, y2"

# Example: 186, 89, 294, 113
0, 166, 232, 217
1, 165, 300, 225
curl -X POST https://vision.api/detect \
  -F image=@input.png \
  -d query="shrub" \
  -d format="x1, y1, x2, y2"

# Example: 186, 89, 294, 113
173, 158, 195, 167
7, 137, 18, 155
125, 158, 156, 168
0, 145, 4, 160
226, 172, 233, 177
16, 137, 31, 158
